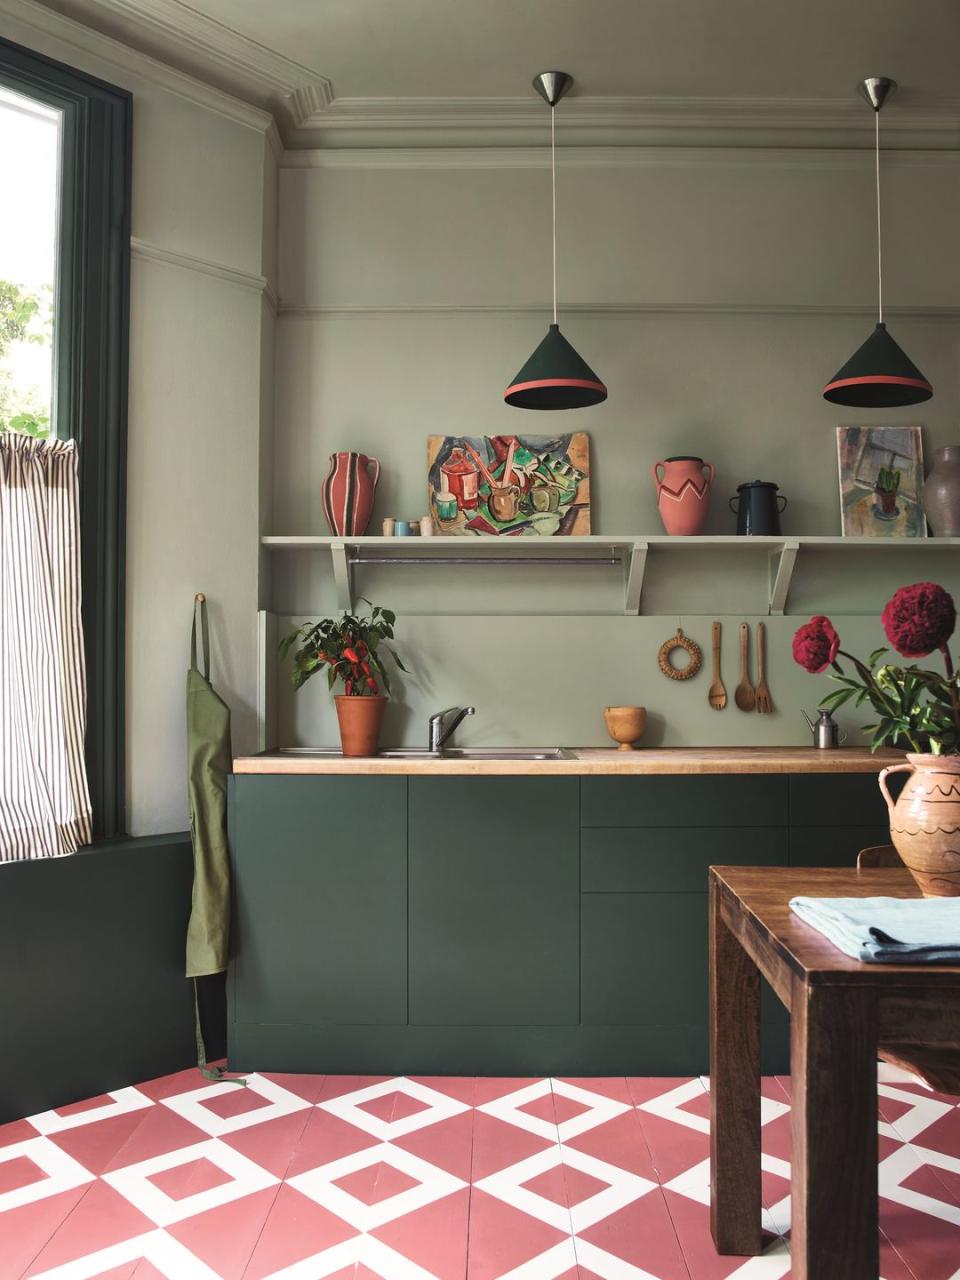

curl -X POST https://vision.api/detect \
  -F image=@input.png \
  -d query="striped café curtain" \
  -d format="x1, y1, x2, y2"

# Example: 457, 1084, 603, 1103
0, 433, 92, 861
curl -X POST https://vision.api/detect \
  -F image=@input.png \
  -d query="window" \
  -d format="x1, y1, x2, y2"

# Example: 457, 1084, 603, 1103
0, 39, 131, 840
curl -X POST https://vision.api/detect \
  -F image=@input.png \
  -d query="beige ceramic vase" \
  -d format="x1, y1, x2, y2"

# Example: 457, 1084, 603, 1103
879, 754, 960, 896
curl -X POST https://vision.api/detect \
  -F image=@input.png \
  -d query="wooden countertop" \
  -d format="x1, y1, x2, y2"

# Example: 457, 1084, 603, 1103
233, 747, 903, 776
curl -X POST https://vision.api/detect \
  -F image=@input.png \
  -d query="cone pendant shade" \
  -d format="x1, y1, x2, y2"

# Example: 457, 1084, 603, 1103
504, 323, 608, 409
822, 76, 933, 408
823, 322, 933, 407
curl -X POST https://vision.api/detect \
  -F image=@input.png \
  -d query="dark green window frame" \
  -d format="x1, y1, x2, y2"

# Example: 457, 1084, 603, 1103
1, 38, 131, 839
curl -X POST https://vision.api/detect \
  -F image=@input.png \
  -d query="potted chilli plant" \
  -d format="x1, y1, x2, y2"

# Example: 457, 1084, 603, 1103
793, 582, 960, 896
874, 465, 901, 517
280, 601, 406, 757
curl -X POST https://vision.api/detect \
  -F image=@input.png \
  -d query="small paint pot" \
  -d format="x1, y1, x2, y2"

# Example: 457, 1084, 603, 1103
420, 516, 435, 537
436, 491, 458, 522
409, 520, 420, 536
395, 520, 412, 537
381, 517, 396, 537
531, 486, 560, 513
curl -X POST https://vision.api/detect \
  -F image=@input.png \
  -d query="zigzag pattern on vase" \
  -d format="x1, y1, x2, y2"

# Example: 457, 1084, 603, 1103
656, 479, 709, 504
892, 824, 960, 837
908, 782, 960, 799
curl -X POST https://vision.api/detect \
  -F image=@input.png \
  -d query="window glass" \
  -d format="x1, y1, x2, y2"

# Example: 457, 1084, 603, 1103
0, 84, 59, 439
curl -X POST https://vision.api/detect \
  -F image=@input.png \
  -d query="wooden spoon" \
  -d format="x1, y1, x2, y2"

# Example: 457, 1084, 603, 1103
734, 622, 756, 712
708, 620, 727, 710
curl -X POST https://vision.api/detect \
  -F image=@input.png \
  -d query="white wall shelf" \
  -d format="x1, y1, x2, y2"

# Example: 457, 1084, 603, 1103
261, 533, 960, 617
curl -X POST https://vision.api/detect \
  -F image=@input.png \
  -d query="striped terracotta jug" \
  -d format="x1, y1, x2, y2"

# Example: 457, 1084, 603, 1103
321, 452, 380, 536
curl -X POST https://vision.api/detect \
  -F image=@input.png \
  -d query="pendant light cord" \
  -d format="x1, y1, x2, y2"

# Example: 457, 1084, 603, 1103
875, 107, 883, 324
551, 103, 558, 325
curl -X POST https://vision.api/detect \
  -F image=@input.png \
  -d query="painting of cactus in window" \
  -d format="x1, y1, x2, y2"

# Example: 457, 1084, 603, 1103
427, 433, 590, 536
837, 425, 926, 538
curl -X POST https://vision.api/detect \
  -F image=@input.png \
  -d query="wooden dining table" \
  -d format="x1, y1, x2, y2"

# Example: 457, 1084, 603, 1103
709, 864, 960, 1280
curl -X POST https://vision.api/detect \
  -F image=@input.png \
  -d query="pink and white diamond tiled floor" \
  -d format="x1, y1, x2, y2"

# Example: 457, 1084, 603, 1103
1, 1063, 958, 1279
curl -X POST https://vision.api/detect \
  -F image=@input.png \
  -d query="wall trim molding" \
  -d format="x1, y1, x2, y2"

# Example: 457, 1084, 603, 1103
131, 237, 269, 293
277, 301, 960, 320
2, 0, 272, 131
279, 145, 960, 172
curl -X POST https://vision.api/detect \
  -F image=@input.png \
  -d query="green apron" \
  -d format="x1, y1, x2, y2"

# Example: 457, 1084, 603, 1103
185, 597, 232, 979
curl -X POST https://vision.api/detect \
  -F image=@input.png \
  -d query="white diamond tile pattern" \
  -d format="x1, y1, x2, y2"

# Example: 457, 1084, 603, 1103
0, 1065, 953, 1278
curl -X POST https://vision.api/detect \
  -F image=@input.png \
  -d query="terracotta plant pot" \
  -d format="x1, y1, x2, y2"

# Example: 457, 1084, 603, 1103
335, 694, 387, 757
603, 705, 647, 751
879, 754, 960, 897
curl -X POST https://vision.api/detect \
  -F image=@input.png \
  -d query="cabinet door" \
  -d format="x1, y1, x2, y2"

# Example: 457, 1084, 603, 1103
581, 776, 788, 828
230, 776, 407, 1026
409, 778, 579, 1026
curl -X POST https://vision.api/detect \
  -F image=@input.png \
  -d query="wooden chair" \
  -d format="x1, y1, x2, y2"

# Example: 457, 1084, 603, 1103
857, 844, 959, 1093
857, 843, 903, 869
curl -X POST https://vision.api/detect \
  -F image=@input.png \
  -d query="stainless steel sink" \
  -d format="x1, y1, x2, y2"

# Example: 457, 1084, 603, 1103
378, 747, 573, 761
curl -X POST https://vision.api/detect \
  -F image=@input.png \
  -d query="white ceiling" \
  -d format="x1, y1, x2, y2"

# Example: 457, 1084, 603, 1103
32, 0, 960, 146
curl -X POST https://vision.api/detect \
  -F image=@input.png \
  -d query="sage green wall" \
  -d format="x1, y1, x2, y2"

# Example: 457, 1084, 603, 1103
270, 147, 960, 750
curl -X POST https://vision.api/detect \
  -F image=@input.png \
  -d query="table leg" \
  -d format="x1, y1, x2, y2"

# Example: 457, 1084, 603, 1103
709, 875, 762, 1255
790, 977, 878, 1280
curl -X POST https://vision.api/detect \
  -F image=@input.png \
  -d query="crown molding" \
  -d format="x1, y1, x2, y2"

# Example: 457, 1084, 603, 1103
3, 0, 272, 130
279, 146, 960, 172
277, 302, 960, 319
29, 0, 331, 130
289, 92, 960, 150
21, 1, 960, 150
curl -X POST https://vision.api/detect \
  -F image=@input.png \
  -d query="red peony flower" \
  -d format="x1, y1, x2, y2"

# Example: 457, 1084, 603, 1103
881, 582, 956, 658
792, 615, 840, 674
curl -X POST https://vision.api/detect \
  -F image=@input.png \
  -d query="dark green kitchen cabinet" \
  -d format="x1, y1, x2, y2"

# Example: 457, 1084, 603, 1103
230, 775, 407, 1027
408, 778, 580, 1026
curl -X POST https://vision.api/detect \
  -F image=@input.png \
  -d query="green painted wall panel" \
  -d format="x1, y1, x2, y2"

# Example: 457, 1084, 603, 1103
581, 776, 788, 828
0, 835, 195, 1124
408, 778, 579, 1026
231, 776, 407, 1025
581, 826, 788, 893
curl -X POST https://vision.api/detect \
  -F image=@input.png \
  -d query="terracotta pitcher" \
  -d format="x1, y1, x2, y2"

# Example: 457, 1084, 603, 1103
879, 754, 960, 897
322, 452, 380, 536
653, 456, 716, 536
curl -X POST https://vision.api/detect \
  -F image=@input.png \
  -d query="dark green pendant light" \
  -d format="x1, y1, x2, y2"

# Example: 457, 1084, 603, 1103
823, 78, 932, 408
505, 72, 607, 410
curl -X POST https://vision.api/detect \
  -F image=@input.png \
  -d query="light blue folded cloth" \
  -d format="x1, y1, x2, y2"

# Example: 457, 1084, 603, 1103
789, 895, 960, 963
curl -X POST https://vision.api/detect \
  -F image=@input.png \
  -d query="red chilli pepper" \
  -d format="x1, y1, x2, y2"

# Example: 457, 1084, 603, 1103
343, 646, 360, 664
344, 678, 354, 695
366, 676, 378, 693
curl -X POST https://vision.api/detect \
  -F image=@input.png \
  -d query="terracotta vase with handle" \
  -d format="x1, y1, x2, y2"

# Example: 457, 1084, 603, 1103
321, 452, 381, 536
652, 456, 716, 535
879, 754, 960, 896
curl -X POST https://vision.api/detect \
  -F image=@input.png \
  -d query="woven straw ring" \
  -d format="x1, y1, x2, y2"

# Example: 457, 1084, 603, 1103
658, 628, 703, 681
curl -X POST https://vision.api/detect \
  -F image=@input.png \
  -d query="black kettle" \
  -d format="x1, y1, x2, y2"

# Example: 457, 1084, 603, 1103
729, 480, 787, 536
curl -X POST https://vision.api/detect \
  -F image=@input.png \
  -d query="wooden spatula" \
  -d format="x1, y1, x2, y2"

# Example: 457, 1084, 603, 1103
734, 622, 756, 712
755, 621, 774, 713
708, 620, 726, 710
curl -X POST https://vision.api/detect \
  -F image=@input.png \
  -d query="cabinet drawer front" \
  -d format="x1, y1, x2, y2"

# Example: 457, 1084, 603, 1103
582, 827, 789, 893
789, 774, 891, 826
409, 778, 579, 1027
789, 824, 891, 868
581, 776, 787, 828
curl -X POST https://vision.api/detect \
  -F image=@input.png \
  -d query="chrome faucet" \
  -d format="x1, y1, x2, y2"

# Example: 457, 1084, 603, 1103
428, 705, 475, 753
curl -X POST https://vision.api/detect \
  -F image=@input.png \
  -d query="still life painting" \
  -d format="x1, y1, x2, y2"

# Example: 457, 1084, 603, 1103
427, 433, 590, 536
837, 425, 926, 538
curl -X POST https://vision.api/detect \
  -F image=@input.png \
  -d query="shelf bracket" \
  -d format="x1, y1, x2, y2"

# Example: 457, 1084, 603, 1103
768, 540, 799, 615
330, 541, 352, 612
623, 540, 648, 615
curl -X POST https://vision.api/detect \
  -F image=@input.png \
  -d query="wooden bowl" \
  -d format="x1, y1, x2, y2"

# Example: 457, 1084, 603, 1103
603, 705, 647, 751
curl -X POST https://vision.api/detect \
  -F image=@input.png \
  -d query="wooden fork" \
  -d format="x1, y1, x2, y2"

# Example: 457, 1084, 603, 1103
734, 622, 756, 712
755, 620, 774, 713
708, 620, 727, 710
